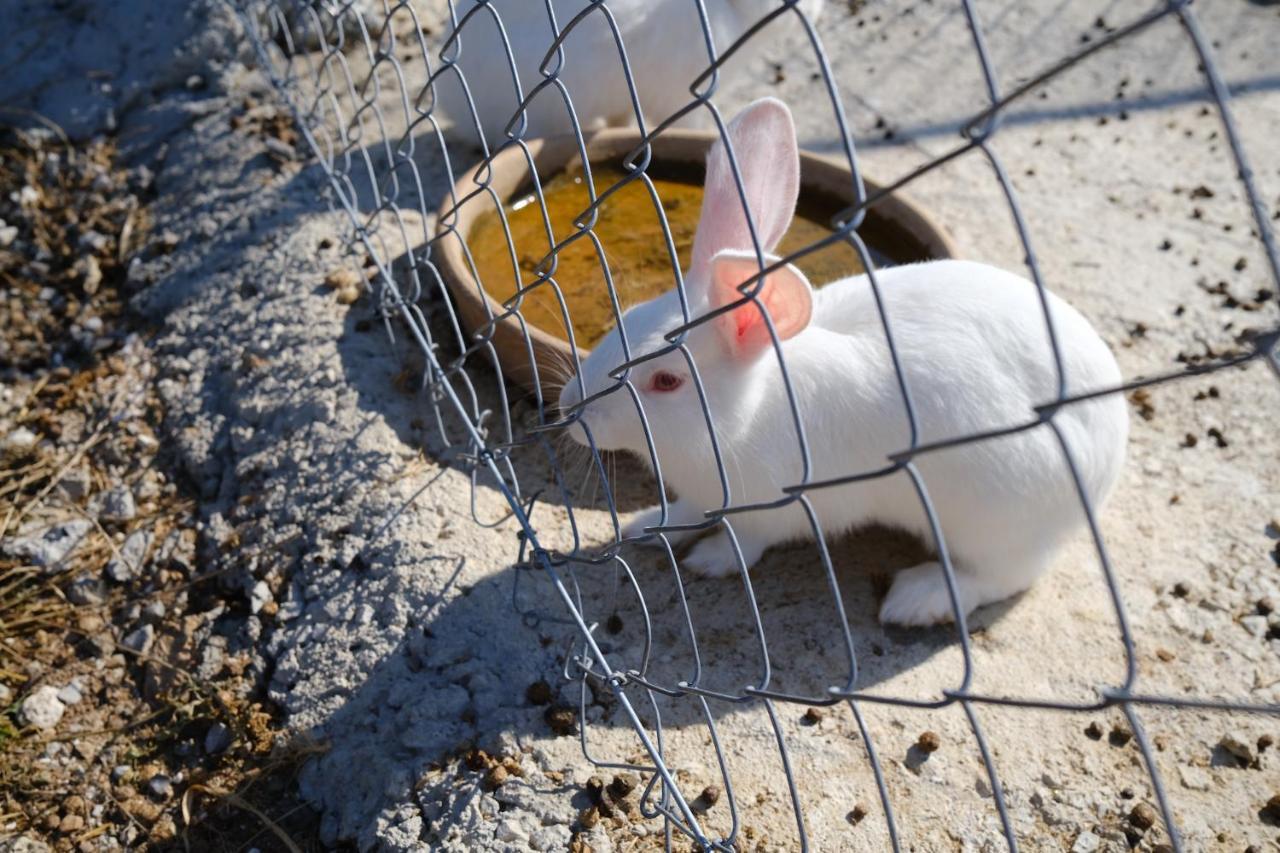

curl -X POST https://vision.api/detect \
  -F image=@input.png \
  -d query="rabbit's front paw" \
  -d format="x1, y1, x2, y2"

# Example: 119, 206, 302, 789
879, 562, 970, 626
623, 502, 701, 547
683, 534, 740, 577
622, 506, 665, 541
683, 532, 766, 578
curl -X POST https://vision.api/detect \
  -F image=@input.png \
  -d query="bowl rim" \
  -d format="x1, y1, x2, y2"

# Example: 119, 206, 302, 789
433, 127, 959, 392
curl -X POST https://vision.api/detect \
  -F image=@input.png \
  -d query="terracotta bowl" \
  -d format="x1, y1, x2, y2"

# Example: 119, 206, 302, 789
433, 129, 959, 398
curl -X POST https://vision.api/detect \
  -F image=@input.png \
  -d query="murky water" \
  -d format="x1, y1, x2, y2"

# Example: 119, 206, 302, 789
469, 164, 878, 349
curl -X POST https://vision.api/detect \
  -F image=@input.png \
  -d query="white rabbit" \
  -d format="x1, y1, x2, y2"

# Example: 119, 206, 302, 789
435, 0, 824, 149
557, 98, 1129, 626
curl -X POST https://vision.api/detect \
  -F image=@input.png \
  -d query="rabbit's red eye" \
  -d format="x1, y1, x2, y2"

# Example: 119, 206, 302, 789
649, 370, 684, 393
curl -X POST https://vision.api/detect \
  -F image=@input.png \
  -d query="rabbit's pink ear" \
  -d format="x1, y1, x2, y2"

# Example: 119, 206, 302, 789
708, 250, 812, 357
690, 98, 799, 276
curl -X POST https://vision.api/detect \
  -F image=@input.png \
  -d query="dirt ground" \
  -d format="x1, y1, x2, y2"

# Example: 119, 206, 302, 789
3, 1, 1280, 852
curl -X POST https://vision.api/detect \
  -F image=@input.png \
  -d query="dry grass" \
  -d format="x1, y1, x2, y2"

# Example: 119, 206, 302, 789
0, 126, 331, 851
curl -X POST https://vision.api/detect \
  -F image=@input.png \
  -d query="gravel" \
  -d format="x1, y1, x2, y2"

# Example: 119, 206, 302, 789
56, 683, 83, 706
18, 686, 66, 731
105, 529, 152, 582
147, 774, 173, 800
121, 624, 155, 655
2, 519, 93, 572
204, 722, 232, 755
97, 485, 137, 522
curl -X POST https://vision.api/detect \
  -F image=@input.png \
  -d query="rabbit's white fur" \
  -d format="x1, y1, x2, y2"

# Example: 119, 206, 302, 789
436, 0, 823, 149
559, 98, 1129, 626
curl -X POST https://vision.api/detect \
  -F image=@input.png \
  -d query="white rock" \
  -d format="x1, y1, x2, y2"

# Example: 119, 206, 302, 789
99, 486, 137, 522
56, 683, 83, 706
1219, 732, 1255, 763
67, 574, 107, 605
107, 529, 153, 582
1071, 830, 1100, 853
1, 427, 38, 454
249, 580, 272, 614
1242, 615, 1268, 638
3, 519, 93, 572
1178, 764, 1211, 791
122, 624, 155, 655
19, 685, 66, 730
495, 818, 528, 842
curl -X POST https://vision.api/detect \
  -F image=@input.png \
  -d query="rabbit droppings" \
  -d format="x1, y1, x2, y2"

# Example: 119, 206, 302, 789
558, 98, 1128, 626
436, 0, 824, 148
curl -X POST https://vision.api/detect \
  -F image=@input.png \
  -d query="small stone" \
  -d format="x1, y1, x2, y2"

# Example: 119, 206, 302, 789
525, 680, 553, 705
147, 774, 172, 799
916, 731, 941, 753
110, 765, 131, 784
579, 805, 600, 829
1084, 721, 1104, 740
3, 519, 93, 571
0, 683, 10, 704
18, 686, 65, 730
699, 785, 720, 807
1219, 732, 1255, 764
55, 466, 92, 502
56, 683, 82, 706
99, 486, 137, 522
204, 722, 232, 754
1, 427, 38, 455
1261, 794, 1280, 822
121, 624, 155, 655
1128, 802, 1157, 830
249, 580, 272, 614
1243, 615, 1269, 638
67, 574, 107, 605
801, 707, 824, 725
544, 705, 575, 736
1155, 647, 1175, 662
1071, 830, 1101, 853
106, 529, 153, 582
142, 600, 166, 623
495, 818, 527, 843
1259, 598, 1276, 616
9, 839, 51, 853
58, 814, 84, 834
1178, 764, 1211, 791
847, 803, 868, 825
584, 775, 605, 802
185, 74, 205, 90
1259, 734, 1275, 753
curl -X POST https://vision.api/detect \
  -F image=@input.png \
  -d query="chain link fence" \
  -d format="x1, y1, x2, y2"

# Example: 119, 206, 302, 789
236, 1, 1280, 849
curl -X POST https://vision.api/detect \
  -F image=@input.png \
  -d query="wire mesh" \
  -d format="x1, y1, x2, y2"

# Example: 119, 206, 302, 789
235, 1, 1280, 849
